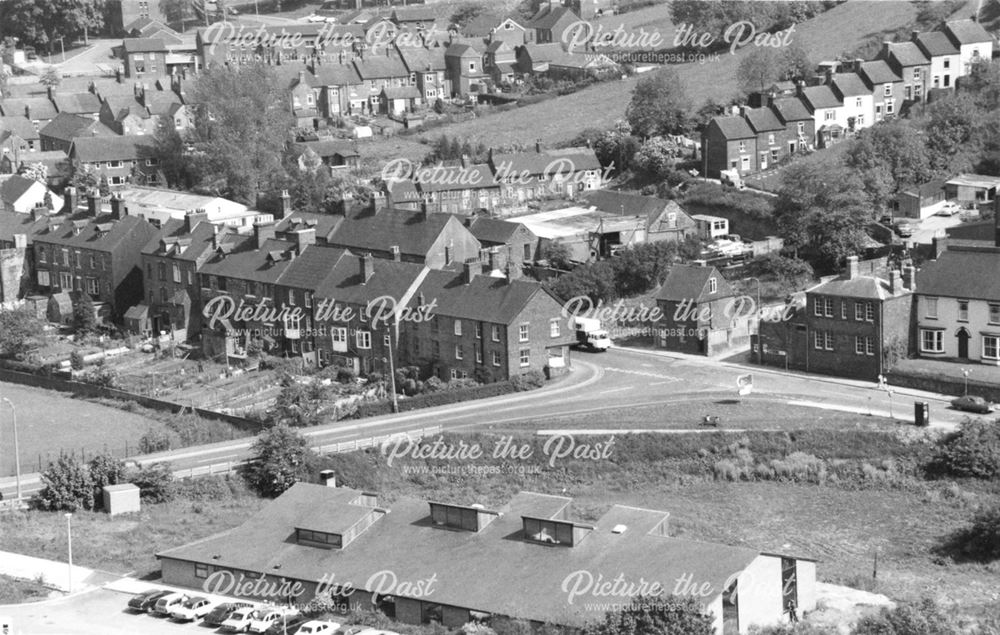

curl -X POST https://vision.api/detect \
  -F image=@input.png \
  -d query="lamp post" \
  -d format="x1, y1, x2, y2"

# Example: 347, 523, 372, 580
746, 277, 762, 334
65, 513, 73, 593
2, 398, 22, 503
961, 368, 971, 396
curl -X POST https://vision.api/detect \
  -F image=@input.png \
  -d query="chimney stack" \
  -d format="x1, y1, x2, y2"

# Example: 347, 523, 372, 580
253, 221, 276, 250
390, 245, 401, 261
63, 186, 78, 215
902, 265, 916, 291
87, 189, 99, 217
463, 261, 478, 284
795, 79, 805, 97
293, 227, 316, 254
890, 269, 901, 294
881, 40, 892, 59
319, 470, 337, 487
460, 154, 469, 168
488, 246, 500, 272
184, 209, 209, 233
279, 189, 292, 219
31, 204, 48, 221
359, 252, 374, 283
846, 255, 859, 280
110, 192, 125, 220
212, 224, 221, 250
911, 30, 920, 42
535, 139, 542, 153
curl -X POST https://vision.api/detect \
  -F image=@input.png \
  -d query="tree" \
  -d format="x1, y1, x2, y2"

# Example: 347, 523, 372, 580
40, 65, 61, 87
941, 505, 1000, 563
928, 419, 1000, 479
272, 375, 331, 427
187, 64, 294, 203
23, 162, 48, 183
159, 0, 195, 29
71, 163, 100, 192
632, 137, 681, 180
853, 598, 966, 635
625, 68, 692, 138
780, 41, 813, 82
0, 308, 43, 358
737, 48, 785, 96
152, 117, 196, 190
130, 462, 175, 502
88, 453, 126, 510
846, 121, 932, 211
541, 242, 572, 269
72, 291, 96, 335
584, 595, 714, 635
245, 425, 318, 497
34, 454, 95, 511
923, 93, 982, 172
0, 0, 105, 52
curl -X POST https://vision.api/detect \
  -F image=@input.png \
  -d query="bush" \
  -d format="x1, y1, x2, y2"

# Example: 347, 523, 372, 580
130, 462, 175, 503
88, 453, 126, 510
245, 425, 318, 498
510, 370, 545, 391
355, 381, 519, 418
138, 427, 173, 454
928, 419, 1000, 479
853, 598, 968, 635
336, 366, 357, 384
69, 350, 84, 371
34, 454, 95, 511
938, 505, 1000, 563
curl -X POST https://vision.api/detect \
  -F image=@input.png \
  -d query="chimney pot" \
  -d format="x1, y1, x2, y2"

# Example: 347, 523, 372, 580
902, 265, 916, 291
890, 269, 901, 294
463, 261, 478, 284
847, 255, 860, 280
360, 252, 374, 283
390, 245, 401, 261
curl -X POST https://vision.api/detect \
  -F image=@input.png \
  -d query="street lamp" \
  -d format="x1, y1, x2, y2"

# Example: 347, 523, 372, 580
746, 277, 762, 333
65, 513, 73, 593
1, 398, 22, 503
961, 368, 971, 396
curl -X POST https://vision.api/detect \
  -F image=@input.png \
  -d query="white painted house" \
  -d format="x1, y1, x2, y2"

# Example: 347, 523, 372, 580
943, 19, 994, 76
0, 175, 63, 214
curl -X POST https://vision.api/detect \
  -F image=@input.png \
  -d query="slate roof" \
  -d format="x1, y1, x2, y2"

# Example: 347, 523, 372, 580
40, 113, 113, 143
0, 208, 52, 243
0, 175, 38, 205
70, 135, 158, 163
51, 92, 103, 115
830, 72, 870, 97
768, 97, 811, 123
312, 64, 363, 87
415, 164, 498, 192
462, 13, 526, 37
913, 31, 959, 57
397, 47, 448, 73
743, 107, 784, 133
917, 247, 1000, 300
199, 234, 297, 283
33, 213, 156, 250
0, 98, 58, 121
899, 179, 947, 199
491, 148, 601, 176
140, 218, 218, 262
808, 275, 902, 300
412, 268, 550, 323
123, 38, 168, 53
581, 190, 694, 231
158, 483, 767, 628
884, 41, 929, 67
708, 115, 754, 139
0, 116, 40, 141
352, 56, 409, 80
857, 60, 901, 86
945, 19, 993, 45
393, 5, 439, 22
800, 85, 841, 110
329, 207, 462, 257
275, 211, 344, 242
142, 90, 182, 117
103, 95, 150, 121
466, 216, 527, 244
527, 5, 575, 30
520, 43, 563, 63
382, 85, 421, 100
314, 253, 426, 306
290, 139, 360, 159
278, 245, 348, 290
445, 43, 479, 57
656, 264, 734, 302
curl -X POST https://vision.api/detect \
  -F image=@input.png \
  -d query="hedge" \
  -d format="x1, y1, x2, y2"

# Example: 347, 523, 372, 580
354, 381, 518, 418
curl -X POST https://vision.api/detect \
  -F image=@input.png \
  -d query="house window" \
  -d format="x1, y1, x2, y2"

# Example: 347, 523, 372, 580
709, 277, 718, 294
854, 302, 864, 321
920, 329, 943, 353
519, 349, 530, 367
550, 319, 560, 338
796, 122, 804, 134
37, 270, 50, 286
991, 304, 1000, 324
857, 114, 864, 126
86, 278, 99, 296
332, 326, 347, 347
59, 272, 73, 289
455, 345, 463, 360
944, 59, 951, 69
824, 332, 833, 350
841, 302, 847, 320
855, 97, 862, 108
383, 333, 391, 347
913, 68, 920, 80
158, 262, 166, 281
865, 302, 874, 322
738, 141, 746, 153
89, 255, 96, 269
925, 297, 938, 319
519, 324, 529, 342
475, 323, 482, 339
38, 248, 47, 263
61, 248, 69, 266
492, 325, 500, 342
160, 287, 168, 303
984, 335, 1000, 360
454, 319, 462, 336
305, 292, 312, 308
883, 83, 892, 96
866, 336, 874, 356
194, 564, 210, 579
767, 133, 775, 145
886, 99, 895, 115
492, 351, 502, 366
958, 300, 969, 322
476, 348, 483, 364
814, 297, 822, 317
824, 110, 835, 121
855, 336, 865, 355
172, 263, 181, 283
356, 330, 371, 349
824, 298, 834, 317
813, 331, 823, 350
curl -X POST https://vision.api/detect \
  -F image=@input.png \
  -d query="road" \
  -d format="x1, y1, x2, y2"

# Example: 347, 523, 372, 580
0, 347, 972, 499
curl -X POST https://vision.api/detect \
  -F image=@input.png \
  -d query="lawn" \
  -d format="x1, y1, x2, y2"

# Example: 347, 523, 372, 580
421, 1, 929, 149
0, 382, 170, 477
0, 574, 54, 604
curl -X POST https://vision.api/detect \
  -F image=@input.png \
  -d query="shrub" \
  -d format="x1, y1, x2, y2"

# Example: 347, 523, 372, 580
853, 598, 967, 635
34, 454, 95, 511
336, 366, 357, 384
88, 453, 126, 509
244, 425, 318, 497
510, 370, 545, 392
928, 419, 1000, 479
69, 350, 84, 371
130, 462, 175, 503
939, 505, 1000, 563
138, 427, 173, 454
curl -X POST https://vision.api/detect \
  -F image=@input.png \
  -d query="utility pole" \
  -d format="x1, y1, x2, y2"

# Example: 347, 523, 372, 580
2, 398, 22, 503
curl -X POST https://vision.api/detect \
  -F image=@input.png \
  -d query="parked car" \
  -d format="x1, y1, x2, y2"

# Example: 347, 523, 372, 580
127, 589, 171, 612
248, 608, 297, 633
263, 615, 312, 635
950, 395, 992, 414
297, 620, 342, 634
894, 220, 915, 237
306, 13, 326, 22
152, 592, 188, 617
170, 596, 215, 621
936, 201, 962, 216
205, 601, 255, 627
221, 607, 259, 632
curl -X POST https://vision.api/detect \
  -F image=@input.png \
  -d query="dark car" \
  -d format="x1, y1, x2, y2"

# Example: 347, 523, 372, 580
263, 615, 311, 635
894, 221, 915, 237
951, 395, 992, 414
204, 601, 255, 626
127, 589, 172, 612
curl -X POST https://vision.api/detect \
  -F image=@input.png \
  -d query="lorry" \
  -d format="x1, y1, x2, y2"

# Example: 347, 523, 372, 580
571, 317, 612, 351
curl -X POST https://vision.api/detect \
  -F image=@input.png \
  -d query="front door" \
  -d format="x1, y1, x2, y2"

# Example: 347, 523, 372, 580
957, 328, 970, 359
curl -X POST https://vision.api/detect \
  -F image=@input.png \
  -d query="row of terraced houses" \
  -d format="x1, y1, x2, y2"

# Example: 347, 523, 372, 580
702, 19, 994, 178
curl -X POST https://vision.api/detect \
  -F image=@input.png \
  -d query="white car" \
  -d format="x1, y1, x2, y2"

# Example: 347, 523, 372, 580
299, 621, 342, 634
248, 608, 297, 633
221, 608, 257, 632
151, 592, 188, 617
936, 201, 962, 216
306, 13, 326, 22
170, 596, 214, 621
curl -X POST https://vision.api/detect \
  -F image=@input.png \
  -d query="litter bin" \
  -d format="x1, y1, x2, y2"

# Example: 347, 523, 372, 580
914, 401, 929, 427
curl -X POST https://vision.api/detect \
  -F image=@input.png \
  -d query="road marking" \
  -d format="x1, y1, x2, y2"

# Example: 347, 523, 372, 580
603, 366, 680, 382
599, 387, 631, 394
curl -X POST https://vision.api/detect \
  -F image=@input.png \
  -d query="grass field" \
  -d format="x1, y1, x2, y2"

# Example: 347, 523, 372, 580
0, 382, 170, 477
421, 1, 934, 149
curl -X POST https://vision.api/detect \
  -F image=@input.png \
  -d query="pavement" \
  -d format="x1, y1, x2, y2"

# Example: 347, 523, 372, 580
0, 551, 113, 595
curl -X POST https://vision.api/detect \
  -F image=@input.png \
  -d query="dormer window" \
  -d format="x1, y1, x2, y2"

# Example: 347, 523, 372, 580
522, 516, 592, 547
295, 528, 343, 548
429, 502, 499, 532
708, 277, 718, 294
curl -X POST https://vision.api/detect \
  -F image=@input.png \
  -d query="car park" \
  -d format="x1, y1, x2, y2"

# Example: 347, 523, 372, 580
205, 601, 256, 627
950, 395, 992, 414
126, 589, 170, 612
152, 592, 188, 617
170, 596, 215, 621
220, 607, 258, 632
297, 620, 342, 634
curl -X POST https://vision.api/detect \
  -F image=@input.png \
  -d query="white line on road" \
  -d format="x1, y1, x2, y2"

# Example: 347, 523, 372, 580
599, 387, 632, 394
